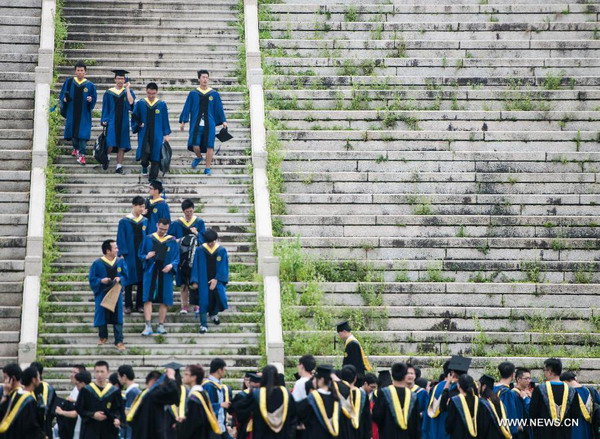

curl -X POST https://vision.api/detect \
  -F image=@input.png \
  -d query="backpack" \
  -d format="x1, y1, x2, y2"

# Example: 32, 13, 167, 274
179, 234, 198, 287
93, 130, 108, 166
159, 140, 172, 176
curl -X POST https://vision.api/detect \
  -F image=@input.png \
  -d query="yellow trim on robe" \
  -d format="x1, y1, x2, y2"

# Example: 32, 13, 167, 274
387, 385, 410, 430
126, 389, 148, 422
41, 381, 50, 406
310, 390, 340, 437
152, 233, 172, 243
0, 390, 34, 433
345, 335, 373, 372
487, 400, 513, 439
333, 381, 360, 429
546, 381, 569, 422
427, 382, 443, 418
202, 243, 221, 255
577, 391, 593, 423
197, 87, 213, 94
74, 77, 87, 85
108, 87, 125, 95
458, 394, 478, 438
170, 385, 187, 418
89, 383, 114, 399
201, 379, 230, 402
190, 390, 222, 434
179, 216, 198, 228
130, 215, 144, 223
259, 386, 289, 433
100, 256, 117, 266
144, 98, 158, 106
149, 197, 163, 205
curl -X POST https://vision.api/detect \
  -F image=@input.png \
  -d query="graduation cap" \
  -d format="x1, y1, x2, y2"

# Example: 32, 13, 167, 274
112, 69, 129, 77
448, 355, 471, 374
336, 320, 352, 333
162, 362, 184, 371
315, 365, 334, 379
204, 229, 218, 243
479, 374, 495, 391
378, 370, 392, 388
216, 127, 233, 143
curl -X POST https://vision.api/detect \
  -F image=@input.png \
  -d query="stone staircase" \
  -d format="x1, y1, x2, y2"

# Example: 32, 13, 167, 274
0, 0, 41, 365
259, 0, 600, 380
40, 0, 261, 393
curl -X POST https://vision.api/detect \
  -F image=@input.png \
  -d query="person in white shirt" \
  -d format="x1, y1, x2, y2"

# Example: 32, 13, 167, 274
292, 354, 316, 402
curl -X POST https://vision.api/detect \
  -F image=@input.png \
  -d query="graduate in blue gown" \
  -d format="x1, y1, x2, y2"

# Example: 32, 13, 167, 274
116, 196, 148, 313
179, 70, 227, 175
427, 359, 462, 439
190, 229, 229, 334
88, 239, 128, 349
168, 198, 206, 314
59, 60, 97, 164
131, 82, 171, 182
561, 372, 600, 439
494, 362, 523, 438
144, 180, 171, 235
138, 218, 179, 336
100, 69, 135, 173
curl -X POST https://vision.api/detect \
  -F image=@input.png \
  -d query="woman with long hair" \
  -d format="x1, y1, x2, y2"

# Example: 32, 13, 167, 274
297, 364, 343, 438
445, 374, 486, 439
231, 364, 297, 439
479, 375, 513, 439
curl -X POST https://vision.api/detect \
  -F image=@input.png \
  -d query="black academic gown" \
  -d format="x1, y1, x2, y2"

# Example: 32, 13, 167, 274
228, 389, 253, 439
36, 380, 58, 439
0, 389, 45, 439
297, 390, 340, 439
372, 386, 420, 439
344, 339, 368, 376
55, 397, 77, 439
178, 390, 216, 439
529, 382, 579, 439
233, 387, 298, 439
335, 381, 372, 439
129, 377, 180, 439
76, 384, 123, 439
479, 398, 510, 439
445, 395, 487, 439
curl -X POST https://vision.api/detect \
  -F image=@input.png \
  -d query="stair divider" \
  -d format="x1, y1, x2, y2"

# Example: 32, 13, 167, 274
244, 0, 285, 370
18, 0, 56, 364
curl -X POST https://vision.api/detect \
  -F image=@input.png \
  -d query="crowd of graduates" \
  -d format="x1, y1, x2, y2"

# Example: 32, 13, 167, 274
59, 62, 228, 178
1, 353, 599, 439
89, 178, 230, 349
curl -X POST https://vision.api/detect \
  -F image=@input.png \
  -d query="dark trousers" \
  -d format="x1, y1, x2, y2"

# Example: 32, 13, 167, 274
141, 158, 160, 181
98, 324, 123, 344
125, 282, 143, 309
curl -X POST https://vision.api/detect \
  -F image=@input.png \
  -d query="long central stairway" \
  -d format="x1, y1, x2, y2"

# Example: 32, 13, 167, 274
39, 0, 260, 391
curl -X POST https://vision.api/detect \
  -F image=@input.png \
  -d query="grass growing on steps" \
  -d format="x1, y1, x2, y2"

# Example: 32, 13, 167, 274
276, 239, 388, 359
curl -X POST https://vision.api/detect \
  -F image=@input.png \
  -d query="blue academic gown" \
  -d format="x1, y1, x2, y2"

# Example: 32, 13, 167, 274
60, 77, 97, 140
412, 385, 430, 438
190, 244, 229, 314
116, 215, 148, 286
101, 87, 136, 150
572, 387, 600, 439
168, 216, 206, 241
179, 88, 226, 151
138, 233, 179, 306
426, 381, 455, 439
494, 384, 522, 438
88, 257, 128, 326
145, 198, 171, 235
131, 98, 171, 162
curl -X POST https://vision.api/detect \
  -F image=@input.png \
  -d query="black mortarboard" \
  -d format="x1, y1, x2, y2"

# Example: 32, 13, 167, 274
378, 370, 392, 388
112, 69, 129, 77
336, 321, 352, 332
315, 365, 334, 379
244, 371, 257, 378
448, 355, 471, 374
216, 127, 233, 143
204, 229, 218, 243
248, 373, 261, 384
479, 374, 495, 391
162, 362, 184, 370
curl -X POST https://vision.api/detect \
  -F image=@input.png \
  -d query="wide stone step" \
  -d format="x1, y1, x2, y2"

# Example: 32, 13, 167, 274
40, 331, 259, 344
56, 222, 251, 234
39, 353, 260, 368
43, 311, 260, 325
39, 343, 257, 356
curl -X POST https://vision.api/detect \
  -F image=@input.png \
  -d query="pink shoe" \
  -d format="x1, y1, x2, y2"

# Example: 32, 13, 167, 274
77, 155, 86, 165
71, 149, 78, 157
